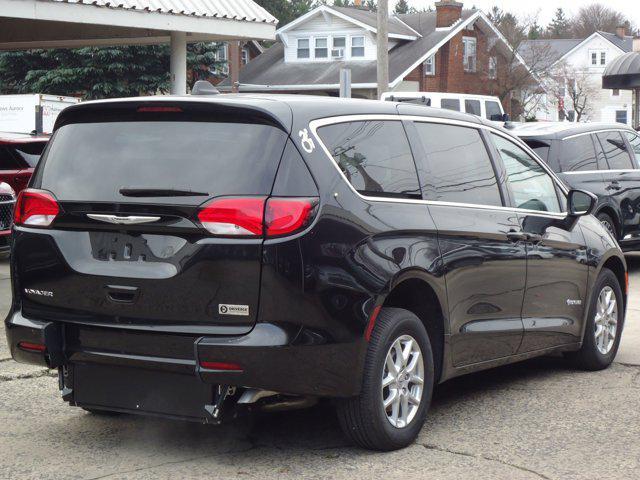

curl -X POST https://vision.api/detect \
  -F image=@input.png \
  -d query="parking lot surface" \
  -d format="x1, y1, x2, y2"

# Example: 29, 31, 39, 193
1, 256, 640, 480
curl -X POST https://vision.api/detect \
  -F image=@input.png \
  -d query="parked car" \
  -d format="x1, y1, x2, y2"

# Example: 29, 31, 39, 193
6, 93, 626, 451
0, 181, 16, 255
0, 132, 48, 194
380, 91, 508, 122
511, 122, 640, 250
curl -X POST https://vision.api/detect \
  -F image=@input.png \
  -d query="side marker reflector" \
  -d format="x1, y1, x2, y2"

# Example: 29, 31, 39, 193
365, 305, 382, 342
18, 342, 46, 353
200, 361, 243, 372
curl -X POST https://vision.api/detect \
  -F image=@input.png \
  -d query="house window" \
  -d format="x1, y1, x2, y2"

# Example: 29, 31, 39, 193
463, 37, 477, 72
488, 56, 497, 79
591, 52, 597, 65
601, 51, 606, 65
616, 110, 628, 124
241, 48, 249, 65
315, 37, 328, 59
297, 38, 310, 59
612, 89, 620, 97
424, 54, 435, 76
214, 44, 228, 75
332, 36, 346, 59
590, 50, 606, 66
351, 36, 365, 58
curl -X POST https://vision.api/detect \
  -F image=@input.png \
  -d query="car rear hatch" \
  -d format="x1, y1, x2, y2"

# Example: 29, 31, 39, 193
13, 100, 292, 335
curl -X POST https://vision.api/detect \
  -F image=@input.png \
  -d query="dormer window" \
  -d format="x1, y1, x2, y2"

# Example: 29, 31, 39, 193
351, 36, 365, 58
297, 38, 310, 59
315, 38, 328, 59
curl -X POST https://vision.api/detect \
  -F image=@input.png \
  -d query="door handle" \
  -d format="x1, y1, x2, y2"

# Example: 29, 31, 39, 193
606, 181, 621, 191
525, 233, 543, 244
506, 230, 528, 242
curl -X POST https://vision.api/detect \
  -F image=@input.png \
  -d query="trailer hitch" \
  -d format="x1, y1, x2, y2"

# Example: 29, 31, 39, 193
203, 385, 234, 424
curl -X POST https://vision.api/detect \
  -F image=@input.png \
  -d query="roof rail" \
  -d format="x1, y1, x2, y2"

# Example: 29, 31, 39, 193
192, 80, 220, 96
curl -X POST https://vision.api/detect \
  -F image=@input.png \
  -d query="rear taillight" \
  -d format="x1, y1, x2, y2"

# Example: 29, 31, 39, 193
197, 197, 317, 238
197, 197, 266, 236
18, 341, 46, 353
14, 189, 60, 227
265, 197, 317, 237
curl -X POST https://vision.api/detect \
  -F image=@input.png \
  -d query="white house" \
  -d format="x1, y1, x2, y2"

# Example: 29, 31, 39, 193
521, 30, 634, 125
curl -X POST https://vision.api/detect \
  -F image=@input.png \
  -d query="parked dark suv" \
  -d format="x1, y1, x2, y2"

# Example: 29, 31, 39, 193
512, 122, 640, 250
6, 93, 627, 451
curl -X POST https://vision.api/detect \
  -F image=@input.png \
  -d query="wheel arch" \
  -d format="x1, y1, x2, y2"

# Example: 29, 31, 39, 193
595, 205, 621, 239
380, 271, 448, 383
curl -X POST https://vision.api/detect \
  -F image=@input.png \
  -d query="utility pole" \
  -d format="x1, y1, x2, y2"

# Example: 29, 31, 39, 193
377, 0, 389, 99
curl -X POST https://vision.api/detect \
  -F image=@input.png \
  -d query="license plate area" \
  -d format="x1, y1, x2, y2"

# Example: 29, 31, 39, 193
90, 232, 185, 263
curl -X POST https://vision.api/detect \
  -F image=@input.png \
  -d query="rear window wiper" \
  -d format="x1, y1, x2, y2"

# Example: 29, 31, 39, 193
119, 187, 209, 197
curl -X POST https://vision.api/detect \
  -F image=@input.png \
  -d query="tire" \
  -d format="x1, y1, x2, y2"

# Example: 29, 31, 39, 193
565, 268, 624, 370
597, 212, 617, 240
336, 307, 434, 451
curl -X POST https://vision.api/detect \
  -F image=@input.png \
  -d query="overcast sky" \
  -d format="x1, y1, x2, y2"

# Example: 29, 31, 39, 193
400, 0, 640, 26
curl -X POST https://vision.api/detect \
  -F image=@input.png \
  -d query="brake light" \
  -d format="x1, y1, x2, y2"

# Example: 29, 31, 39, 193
197, 197, 265, 236
137, 106, 183, 113
265, 198, 317, 237
200, 361, 243, 372
14, 189, 60, 227
18, 341, 46, 353
197, 197, 317, 237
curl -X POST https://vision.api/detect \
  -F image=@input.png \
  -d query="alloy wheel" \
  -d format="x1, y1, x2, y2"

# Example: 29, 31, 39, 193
594, 286, 618, 355
381, 334, 424, 428
600, 219, 615, 237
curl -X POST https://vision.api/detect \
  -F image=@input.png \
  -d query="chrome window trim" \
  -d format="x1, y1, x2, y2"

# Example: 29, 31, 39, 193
563, 169, 639, 175
308, 114, 568, 218
561, 128, 635, 141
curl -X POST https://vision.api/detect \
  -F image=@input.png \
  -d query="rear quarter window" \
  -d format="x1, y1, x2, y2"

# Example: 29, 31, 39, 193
558, 136, 598, 172
596, 131, 633, 170
317, 120, 420, 199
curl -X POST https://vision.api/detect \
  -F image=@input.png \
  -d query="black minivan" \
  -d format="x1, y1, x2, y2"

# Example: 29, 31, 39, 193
512, 122, 640, 250
6, 93, 627, 451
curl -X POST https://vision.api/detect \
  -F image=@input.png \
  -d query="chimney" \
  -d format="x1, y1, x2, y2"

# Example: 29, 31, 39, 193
616, 25, 627, 39
435, 0, 463, 28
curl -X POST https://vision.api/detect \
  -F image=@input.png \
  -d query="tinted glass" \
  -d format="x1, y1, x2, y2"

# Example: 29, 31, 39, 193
492, 134, 560, 213
0, 146, 22, 170
318, 121, 420, 198
11, 142, 47, 168
465, 100, 481, 116
559, 136, 598, 172
39, 122, 287, 203
485, 101, 502, 120
625, 132, 640, 165
596, 131, 633, 170
522, 139, 551, 163
414, 123, 502, 206
441, 99, 461, 111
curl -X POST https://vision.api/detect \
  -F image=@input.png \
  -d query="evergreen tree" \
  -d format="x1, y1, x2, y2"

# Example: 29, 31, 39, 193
547, 8, 570, 38
528, 21, 543, 39
254, 0, 315, 27
394, 0, 410, 15
0, 43, 223, 99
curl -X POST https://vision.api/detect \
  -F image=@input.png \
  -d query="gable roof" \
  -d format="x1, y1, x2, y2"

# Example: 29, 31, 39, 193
221, 8, 481, 91
520, 31, 633, 69
277, 5, 420, 40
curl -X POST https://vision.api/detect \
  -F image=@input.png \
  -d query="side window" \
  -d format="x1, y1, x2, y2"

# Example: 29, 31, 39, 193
596, 131, 633, 170
624, 132, 640, 166
485, 101, 502, 120
317, 121, 420, 198
0, 147, 22, 170
559, 136, 598, 172
441, 98, 460, 111
492, 134, 561, 213
413, 123, 502, 207
465, 99, 481, 116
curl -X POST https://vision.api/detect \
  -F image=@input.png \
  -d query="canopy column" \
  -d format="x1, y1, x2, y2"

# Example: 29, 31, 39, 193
170, 31, 187, 95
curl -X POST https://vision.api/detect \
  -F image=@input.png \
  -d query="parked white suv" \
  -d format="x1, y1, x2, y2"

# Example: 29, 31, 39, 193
381, 91, 507, 122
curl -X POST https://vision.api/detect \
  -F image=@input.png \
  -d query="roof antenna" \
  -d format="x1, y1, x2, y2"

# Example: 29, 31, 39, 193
192, 80, 220, 96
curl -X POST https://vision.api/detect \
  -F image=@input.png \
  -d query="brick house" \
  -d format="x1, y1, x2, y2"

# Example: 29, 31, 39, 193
208, 40, 264, 86
218, 1, 537, 115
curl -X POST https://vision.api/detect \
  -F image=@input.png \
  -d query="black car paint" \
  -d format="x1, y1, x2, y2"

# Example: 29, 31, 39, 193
517, 123, 640, 250
5, 96, 626, 422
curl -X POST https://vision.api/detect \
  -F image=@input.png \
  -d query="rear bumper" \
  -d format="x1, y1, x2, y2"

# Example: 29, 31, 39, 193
5, 310, 366, 410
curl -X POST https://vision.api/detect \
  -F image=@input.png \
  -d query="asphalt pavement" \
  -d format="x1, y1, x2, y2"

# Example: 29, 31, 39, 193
1, 257, 639, 480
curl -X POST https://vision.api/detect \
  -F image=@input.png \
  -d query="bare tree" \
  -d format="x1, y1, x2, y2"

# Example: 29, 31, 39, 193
571, 3, 633, 38
554, 64, 599, 122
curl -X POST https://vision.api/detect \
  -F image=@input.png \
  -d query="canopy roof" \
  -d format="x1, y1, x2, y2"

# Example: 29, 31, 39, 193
0, 0, 277, 50
603, 52, 640, 89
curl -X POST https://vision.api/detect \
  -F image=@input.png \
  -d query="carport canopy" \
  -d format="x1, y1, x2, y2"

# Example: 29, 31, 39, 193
0, 0, 278, 94
603, 51, 640, 128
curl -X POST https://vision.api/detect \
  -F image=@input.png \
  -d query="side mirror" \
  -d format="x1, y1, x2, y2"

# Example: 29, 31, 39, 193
502, 113, 511, 122
568, 189, 597, 216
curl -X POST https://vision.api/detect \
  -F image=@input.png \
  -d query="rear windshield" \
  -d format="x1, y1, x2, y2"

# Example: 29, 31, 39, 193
37, 121, 287, 203
12, 141, 47, 167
